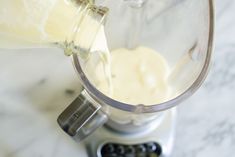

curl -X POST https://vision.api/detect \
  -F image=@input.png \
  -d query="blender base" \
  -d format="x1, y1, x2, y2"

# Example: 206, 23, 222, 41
80, 108, 176, 157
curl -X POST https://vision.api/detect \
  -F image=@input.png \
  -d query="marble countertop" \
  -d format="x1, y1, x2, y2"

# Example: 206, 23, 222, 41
0, 0, 235, 157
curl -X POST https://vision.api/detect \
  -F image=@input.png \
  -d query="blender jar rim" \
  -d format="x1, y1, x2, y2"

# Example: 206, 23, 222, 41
71, 0, 215, 113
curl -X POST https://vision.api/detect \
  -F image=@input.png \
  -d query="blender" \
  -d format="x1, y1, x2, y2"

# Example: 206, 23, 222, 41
57, 0, 214, 156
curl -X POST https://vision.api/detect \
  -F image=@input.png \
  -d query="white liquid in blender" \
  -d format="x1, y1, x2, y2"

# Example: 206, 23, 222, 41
92, 45, 171, 105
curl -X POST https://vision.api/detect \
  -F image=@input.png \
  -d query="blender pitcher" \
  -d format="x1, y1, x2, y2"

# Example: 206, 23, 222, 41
57, 0, 214, 155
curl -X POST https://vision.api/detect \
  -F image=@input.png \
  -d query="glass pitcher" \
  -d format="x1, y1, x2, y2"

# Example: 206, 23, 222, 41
0, 0, 107, 58
57, 0, 214, 141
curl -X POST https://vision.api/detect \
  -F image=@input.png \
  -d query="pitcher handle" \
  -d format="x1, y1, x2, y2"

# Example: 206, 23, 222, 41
57, 91, 108, 141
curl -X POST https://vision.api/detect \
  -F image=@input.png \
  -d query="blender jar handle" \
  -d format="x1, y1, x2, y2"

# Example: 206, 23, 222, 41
57, 92, 108, 141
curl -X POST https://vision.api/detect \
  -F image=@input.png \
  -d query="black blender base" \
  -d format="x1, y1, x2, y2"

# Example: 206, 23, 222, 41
100, 142, 162, 157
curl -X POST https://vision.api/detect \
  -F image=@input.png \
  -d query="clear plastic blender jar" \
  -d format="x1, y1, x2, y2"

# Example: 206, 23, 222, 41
58, 0, 214, 141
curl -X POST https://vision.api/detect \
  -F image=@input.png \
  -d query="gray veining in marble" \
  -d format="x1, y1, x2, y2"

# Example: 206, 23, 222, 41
172, 0, 235, 156
0, 0, 235, 157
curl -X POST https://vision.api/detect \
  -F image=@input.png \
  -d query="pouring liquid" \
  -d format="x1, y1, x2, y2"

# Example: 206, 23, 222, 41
0, 0, 113, 96
0, 0, 106, 59
0, 0, 78, 48
0, 0, 170, 105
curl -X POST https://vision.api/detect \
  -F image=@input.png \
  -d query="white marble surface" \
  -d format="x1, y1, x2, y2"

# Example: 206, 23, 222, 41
0, 0, 235, 157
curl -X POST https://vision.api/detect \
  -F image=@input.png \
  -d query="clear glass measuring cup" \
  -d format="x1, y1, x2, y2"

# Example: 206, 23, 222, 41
0, 0, 107, 56
57, 0, 214, 141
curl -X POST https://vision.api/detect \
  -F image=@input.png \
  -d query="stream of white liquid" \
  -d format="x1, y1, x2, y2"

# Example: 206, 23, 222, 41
0, 0, 171, 105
